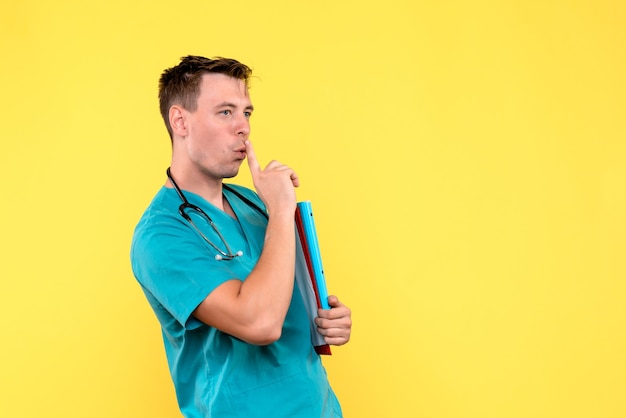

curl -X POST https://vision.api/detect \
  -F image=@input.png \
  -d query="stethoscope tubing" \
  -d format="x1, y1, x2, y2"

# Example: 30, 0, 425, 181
166, 168, 267, 260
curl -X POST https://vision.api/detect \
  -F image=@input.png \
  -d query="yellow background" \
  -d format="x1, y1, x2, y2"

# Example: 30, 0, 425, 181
1, 1, 625, 417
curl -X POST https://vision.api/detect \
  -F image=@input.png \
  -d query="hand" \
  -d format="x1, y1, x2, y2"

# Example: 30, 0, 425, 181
245, 140, 299, 216
315, 296, 352, 346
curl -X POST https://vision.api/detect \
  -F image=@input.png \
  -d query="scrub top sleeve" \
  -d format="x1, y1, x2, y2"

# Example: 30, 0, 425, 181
131, 218, 239, 330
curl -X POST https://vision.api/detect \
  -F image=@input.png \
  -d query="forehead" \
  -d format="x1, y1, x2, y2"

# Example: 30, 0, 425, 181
198, 73, 250, 103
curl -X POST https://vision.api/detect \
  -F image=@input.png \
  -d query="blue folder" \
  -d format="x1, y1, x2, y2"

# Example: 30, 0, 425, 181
296, 201, 330, 309
294, 201, 332, 355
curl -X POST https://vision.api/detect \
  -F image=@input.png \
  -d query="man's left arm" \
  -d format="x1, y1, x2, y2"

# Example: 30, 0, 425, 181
315, 295, 352, 346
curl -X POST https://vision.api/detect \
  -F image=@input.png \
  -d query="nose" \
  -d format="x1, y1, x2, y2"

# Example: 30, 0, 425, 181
235, 113, 250, 137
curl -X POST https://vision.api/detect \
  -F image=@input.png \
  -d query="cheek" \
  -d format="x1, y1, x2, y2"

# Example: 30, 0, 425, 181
188, 136, 227, 165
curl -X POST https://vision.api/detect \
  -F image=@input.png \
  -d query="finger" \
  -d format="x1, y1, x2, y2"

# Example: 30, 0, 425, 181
264, 159, 285, 170
318, 296, 347, 317
316, 326, 351, 346
315, 314, 351, 329
262, 161, 300, 187
290, 170, 300, 188
245, 140, 261, 174
324, 336, 350, 346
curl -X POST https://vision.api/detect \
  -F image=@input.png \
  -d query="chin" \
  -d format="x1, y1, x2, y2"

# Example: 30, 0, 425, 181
223, 169, 240, 179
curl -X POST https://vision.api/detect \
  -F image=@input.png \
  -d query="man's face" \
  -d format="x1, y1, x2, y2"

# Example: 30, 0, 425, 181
180, 73, 253, 181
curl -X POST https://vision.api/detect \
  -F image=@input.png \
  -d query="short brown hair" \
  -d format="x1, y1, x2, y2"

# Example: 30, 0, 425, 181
158, 55, 252, 139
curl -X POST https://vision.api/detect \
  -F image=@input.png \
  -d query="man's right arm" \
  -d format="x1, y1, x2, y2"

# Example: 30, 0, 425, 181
192, 140, 300, 345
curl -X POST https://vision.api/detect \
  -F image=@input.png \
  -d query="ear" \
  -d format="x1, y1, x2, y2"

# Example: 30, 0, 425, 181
169, 105, 188, 138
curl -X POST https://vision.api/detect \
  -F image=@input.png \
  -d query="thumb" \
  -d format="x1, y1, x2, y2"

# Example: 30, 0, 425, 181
326, 295, 340, 308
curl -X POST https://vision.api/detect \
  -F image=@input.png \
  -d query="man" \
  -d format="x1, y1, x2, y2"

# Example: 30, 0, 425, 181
130, 55, 352, 417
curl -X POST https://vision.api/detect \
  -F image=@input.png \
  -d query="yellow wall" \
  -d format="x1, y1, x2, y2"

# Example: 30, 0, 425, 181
1, 1, 625, 417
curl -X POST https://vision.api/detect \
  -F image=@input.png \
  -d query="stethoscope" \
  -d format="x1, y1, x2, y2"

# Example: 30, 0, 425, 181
166, 168, 268, 261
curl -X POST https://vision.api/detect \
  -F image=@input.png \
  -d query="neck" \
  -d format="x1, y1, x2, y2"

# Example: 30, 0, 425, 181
167, 165, 225, 210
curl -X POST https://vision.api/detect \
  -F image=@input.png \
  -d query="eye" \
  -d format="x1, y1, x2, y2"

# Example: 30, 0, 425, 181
244, 111, 252, 119
220, 109, 232, 116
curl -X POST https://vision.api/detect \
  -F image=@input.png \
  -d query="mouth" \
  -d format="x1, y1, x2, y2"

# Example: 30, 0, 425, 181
234, 146, 247, 160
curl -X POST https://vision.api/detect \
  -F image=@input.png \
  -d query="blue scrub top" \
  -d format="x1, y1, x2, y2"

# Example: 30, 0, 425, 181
131, 185, 342, 417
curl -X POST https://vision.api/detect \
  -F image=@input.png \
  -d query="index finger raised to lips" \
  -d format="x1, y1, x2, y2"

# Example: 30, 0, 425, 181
245, 140, 261, 173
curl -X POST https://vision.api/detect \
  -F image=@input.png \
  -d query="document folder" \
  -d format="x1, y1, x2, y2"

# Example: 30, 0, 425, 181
295, 201, 332, 355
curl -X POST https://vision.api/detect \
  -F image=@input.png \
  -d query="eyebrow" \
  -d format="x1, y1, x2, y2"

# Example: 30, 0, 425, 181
216, 102, 254, 111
